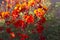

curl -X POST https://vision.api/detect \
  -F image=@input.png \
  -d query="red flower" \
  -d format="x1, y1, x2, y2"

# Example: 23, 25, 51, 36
10, 32, 15, 38
36, 25, 44, 33
39, 35, 46, 40
6, 28, 11, 33
12, 9, 19, 20
0, 12, 2, 16
4, 13, 10, 19
18, 33, 29, 39
21, 34, 29, 39
3, 12, 10, 19
27, 15, 34, 24
20, 38, 25, 40
13, 20, 25, 29
24, 14, 34, 24
35, 0, 40, 3
37, 17, 46, 25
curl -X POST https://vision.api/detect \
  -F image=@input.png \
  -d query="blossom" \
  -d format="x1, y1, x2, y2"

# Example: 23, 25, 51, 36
17, 33, 29, 40
10, 32, 15, 38
6, 28, 11, 33
12, 10, 19, 20
37, 17, 46, 25
39, 35, 46, 40
24, 14, 34, 24
43, 5, 48, 11
0, 0, 49, 40
12, 5, 21, 20
20, 38, 25, 40
35, 0, 40, 3
0, 12, 2, 16
13, 20, 25, 29
19, 33, 29, 39
34, 8, 45, 18
5, 12, 10, 19
28, 0, 35, 7
1, 12, 10, 19
36, 25, 44, 33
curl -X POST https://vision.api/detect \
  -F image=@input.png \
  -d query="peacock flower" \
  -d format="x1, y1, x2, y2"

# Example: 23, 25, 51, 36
22, 2, 27, 7
0, 0, 51, 40
13, 20, 25, 29
12, 10, 19, 20
1, 11, 10, 19
6, 4, 12, 9
4, 11, 10, 19
43, 5, 48, 11
37, 17, 46, 25
14, 4, 21, 10
39, 35, 46, 40
19, 33, 29, 39
28, 0, 35, 7
36, 25, 44, 33
20, 38, 25, 40
6, 28, 12, 33
34, 8, 45, 18
23, 14, 34, 24
35, 0, 41, 3
1, 12, 5, 18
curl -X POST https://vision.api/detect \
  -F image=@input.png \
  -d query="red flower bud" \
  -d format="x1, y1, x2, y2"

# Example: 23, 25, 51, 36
21, 34, 29, 39
37, 17, 46, 25
24, 14, 34, 24
39, 35, 46, 40
6, 28, 11, 33
13, 20, 25, 29
36, 25, 44, 33
10, 32, 15, 38
12, 9, 19, 20
18, 33, 29, 39
20, 38, 25, 40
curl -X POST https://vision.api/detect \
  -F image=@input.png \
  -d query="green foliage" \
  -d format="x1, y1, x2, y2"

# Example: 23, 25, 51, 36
44, 2, 60, 40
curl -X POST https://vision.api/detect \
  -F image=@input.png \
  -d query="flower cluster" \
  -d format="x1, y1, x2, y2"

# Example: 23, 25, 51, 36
0, 0, 51, 40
